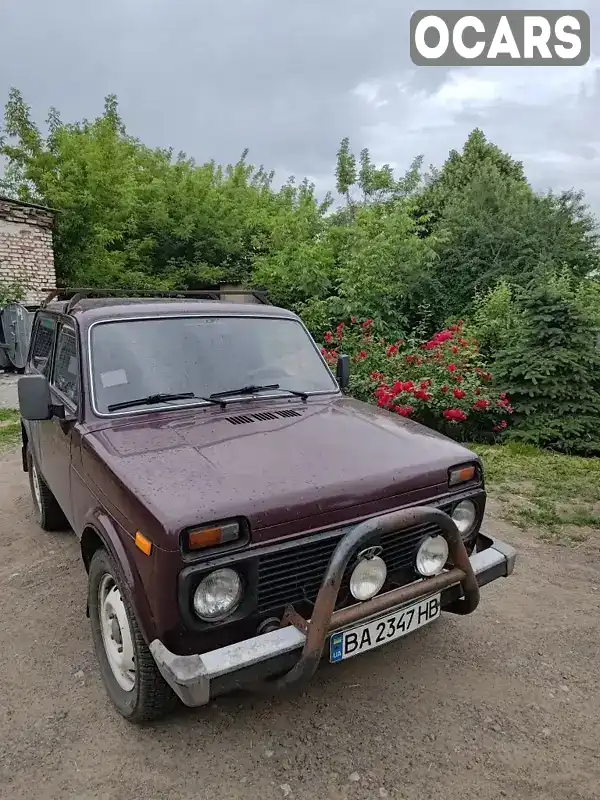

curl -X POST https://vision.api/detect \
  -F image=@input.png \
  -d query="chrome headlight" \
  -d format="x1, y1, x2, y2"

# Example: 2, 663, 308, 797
415, 535, 449, 577
451, 499, 477, 538
350, 552, 387, 601
193, 568, 243, 621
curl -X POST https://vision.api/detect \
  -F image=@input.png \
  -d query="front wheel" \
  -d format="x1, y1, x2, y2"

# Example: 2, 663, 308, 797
88, 548, 177, 723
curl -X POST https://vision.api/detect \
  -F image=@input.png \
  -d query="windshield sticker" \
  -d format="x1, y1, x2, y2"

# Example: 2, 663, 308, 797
100, 369, 128, 388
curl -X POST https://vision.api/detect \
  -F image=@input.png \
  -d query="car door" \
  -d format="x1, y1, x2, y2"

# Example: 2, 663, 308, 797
24, 313, 58, 470
38, 320, 80, 527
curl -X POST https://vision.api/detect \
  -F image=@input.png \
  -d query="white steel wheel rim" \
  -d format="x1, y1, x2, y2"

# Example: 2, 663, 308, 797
31, 461, 42, 511
98, 573, 136, 692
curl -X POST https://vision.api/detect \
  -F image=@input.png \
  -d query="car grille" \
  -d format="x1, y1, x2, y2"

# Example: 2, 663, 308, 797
256, 513, 450, 615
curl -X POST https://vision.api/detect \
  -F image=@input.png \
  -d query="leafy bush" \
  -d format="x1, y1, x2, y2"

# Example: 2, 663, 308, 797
0, 281, 24, 306
494, 281, 600, 455
575, 276, 600, 329
320, 319, 512, 441
465, 280, 522, 361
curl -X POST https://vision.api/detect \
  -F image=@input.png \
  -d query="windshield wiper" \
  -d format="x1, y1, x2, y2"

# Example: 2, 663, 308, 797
107, 392, 224, 412
209, 384, 308, 402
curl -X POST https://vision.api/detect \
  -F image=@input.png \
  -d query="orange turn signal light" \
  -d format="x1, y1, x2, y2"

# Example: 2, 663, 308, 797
187, 521, 240, 551
448, 465, 477, 486
188, 528, 224, 550
135, 531, 153, 556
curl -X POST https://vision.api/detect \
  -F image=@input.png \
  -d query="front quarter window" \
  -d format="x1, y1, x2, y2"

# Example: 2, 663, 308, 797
90, 315, 338, 415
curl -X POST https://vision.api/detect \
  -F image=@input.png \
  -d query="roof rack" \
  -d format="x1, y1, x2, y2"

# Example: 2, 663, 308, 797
40, 286, 269, 313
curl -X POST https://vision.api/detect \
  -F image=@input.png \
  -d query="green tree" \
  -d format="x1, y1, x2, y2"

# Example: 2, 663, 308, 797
414, 127, 528, 233
0, 88, 330, 294
430, 161, 600, 320
466, 280, 522, 362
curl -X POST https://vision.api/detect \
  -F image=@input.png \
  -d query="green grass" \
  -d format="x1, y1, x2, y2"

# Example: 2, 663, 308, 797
0, 408, 21, 452
471, 442, 600, 545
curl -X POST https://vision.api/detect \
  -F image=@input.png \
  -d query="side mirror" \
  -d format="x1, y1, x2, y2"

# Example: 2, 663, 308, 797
18, 374, 52, 421
336, 354, 350, 392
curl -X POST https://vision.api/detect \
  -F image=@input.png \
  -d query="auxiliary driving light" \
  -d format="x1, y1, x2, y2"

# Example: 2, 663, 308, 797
415, 535, 449, 577
350, 552, 387, 601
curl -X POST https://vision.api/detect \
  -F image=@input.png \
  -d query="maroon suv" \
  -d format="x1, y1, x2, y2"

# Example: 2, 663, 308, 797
17, 292, 516, 723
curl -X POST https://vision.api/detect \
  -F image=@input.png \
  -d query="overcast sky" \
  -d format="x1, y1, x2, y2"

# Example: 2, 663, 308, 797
1, 1, 599, 211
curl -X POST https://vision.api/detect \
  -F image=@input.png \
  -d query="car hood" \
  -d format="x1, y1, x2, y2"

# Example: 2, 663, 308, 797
83, 396, 478, 547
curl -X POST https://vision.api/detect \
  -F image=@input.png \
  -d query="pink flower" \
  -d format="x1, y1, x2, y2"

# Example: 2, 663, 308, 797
447, 364, 457, 373
394, 406, 414, 418
324, 332, 334, 344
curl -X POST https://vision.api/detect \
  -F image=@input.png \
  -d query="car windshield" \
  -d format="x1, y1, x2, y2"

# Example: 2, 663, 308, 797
90, 315, 338, 414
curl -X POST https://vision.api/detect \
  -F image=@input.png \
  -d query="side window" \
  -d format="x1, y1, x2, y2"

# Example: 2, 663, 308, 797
52, 326, 79, 407
30, 316, 57, 376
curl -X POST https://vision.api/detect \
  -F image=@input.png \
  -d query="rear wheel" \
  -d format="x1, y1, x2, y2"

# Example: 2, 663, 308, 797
88, 548, 177, 723
27, 445, 67, 531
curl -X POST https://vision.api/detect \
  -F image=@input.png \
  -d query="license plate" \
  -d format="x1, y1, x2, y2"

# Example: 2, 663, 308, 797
329, 594, 441, 663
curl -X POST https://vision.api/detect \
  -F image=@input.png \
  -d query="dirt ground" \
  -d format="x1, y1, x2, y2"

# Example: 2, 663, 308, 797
0, 447, 599, 800
0, 371, 19, 409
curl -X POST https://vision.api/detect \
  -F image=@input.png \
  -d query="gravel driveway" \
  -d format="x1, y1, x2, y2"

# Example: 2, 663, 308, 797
0, 446, 598, 800
0, 371, 19, 409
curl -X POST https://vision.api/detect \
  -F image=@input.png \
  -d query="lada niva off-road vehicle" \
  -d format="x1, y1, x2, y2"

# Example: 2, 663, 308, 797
17, 289, 516, 723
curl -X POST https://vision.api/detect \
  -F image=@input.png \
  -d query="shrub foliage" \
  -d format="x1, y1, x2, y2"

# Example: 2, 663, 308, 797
494, 283, 600, 455
320, 319, 513, 442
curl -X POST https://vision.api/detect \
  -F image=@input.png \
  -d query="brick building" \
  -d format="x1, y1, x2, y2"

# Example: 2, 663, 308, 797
0, 196, 56, 305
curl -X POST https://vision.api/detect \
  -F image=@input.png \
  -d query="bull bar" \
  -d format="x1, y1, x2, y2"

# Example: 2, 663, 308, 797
150, 506, 517, 707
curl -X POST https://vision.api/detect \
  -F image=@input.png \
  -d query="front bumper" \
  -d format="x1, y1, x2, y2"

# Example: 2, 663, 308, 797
150, 507, 516, 708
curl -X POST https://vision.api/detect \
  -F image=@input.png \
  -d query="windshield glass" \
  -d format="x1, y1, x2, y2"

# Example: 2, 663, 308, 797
90, 315, 337, 414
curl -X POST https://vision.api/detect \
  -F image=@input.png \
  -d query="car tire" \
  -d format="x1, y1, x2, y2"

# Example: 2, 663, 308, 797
27, 445, 68, 531
88, 548, 178, 723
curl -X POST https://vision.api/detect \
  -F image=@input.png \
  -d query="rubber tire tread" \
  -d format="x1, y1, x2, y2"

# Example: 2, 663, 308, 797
27, 445, 68, 531
88, 547, 178, 723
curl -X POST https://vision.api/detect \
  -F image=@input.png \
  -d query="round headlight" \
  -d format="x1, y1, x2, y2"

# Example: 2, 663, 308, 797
415, 535, 449, 577
350, 554, 387, 601
193, 568, 243, 621
451, 499, 477, 538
